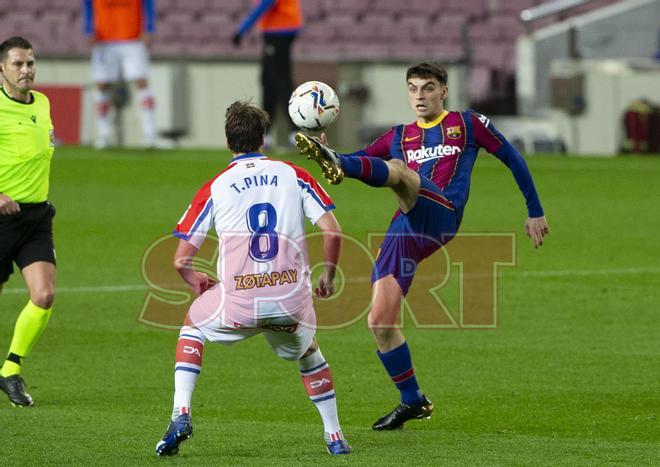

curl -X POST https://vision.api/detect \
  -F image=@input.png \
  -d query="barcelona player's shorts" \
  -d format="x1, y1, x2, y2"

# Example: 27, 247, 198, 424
372, 177, 458, 295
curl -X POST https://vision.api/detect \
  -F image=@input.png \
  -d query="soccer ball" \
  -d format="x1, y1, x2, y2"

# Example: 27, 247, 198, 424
288, 81, 340, 131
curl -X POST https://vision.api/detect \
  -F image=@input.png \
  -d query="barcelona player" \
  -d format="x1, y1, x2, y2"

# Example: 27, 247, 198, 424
155, 101, 351, 456
296, 62, 549, 430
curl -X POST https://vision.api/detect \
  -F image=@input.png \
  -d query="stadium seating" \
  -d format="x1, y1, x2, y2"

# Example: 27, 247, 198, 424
0, 0, 623, 103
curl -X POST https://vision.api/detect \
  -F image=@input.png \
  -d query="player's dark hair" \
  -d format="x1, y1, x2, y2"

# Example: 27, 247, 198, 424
406, 62, 448, 86
0, 36, 33, 61
225, 100, 271, 154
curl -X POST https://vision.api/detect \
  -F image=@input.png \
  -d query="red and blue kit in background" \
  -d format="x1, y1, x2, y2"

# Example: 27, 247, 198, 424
343, 111, 544, 294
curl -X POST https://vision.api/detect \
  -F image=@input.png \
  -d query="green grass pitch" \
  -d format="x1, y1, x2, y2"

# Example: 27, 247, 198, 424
1, 147, 658, 465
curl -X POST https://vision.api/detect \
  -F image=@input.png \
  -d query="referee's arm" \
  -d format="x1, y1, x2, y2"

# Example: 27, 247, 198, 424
0, 192, 20, 215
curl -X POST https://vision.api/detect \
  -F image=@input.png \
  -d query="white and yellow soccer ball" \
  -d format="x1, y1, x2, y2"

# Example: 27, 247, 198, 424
288, 81, 340, 131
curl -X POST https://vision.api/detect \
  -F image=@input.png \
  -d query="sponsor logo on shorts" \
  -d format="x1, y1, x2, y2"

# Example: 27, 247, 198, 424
406, 144, 462, 163
234, 269, 298, 290
262, 323, 299, 333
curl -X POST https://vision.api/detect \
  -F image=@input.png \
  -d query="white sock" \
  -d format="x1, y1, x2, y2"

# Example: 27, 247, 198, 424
93, 88, 113, 141
299, 349, 343, 439
136, 87, 157, 146
172, 326, 205, 420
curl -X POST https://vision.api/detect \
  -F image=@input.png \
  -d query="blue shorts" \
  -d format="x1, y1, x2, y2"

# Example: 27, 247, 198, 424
372, 177, 459, 295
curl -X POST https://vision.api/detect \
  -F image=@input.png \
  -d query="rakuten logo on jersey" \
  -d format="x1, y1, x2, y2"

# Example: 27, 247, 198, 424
406, 144, 462, 163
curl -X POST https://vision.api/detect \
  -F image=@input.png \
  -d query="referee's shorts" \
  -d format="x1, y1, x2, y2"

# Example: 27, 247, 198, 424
0, 201, 56, 284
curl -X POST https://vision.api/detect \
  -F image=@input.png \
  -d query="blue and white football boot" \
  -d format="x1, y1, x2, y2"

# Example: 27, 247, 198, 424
325, 434, 352, 455
295, 132, 344, 185
155, 413, 193, 456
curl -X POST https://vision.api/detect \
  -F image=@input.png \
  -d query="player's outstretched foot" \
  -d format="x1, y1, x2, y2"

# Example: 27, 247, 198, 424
372, 395, 433, 430
0, 374, 34, 407
155, 413, 193, 456
326, 439, 352, 455
295, 132, 344, 185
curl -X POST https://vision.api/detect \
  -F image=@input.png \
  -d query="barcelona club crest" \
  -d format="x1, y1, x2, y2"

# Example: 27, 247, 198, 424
446, 126, 461, 139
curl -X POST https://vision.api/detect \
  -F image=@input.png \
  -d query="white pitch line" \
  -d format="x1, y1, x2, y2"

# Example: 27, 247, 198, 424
2, 284, 149, 295
516, 266, 660, 278
2, 267, 659, 295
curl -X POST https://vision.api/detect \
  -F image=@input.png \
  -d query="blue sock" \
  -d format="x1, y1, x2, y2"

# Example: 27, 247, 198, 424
377, 342, 423, 405
339, 155, 389, 187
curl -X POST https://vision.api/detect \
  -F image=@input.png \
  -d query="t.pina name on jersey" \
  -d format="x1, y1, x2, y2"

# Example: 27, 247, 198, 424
234, 269, 298, 290
230, 174, 278, 194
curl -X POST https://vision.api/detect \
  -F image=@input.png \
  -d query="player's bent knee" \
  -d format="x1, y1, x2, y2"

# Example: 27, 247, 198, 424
31, 288, 55, 309
368, 309, 399, 329
278, 349, 302, 362
388, 159, 406, 169
400, 166, 421, 191
387, 160, 420, 197
386, 159, 407, 182
301, 339, 319, 359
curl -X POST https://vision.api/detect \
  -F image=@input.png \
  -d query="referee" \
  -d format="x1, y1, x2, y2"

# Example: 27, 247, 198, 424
0, 37, 56, 407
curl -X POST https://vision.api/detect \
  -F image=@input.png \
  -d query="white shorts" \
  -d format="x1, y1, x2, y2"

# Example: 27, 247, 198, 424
91, 41, 149, 83
186, 284, 317, 361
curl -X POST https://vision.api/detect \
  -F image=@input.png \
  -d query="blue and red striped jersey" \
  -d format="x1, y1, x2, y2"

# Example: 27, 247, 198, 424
345, 110, 544, 219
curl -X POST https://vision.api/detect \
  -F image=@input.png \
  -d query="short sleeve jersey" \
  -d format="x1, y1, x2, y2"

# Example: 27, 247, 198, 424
174, 153, 334, 301
0, 89, 54, 203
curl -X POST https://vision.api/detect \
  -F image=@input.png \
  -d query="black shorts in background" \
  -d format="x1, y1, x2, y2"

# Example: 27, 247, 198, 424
0, 201, 56, 284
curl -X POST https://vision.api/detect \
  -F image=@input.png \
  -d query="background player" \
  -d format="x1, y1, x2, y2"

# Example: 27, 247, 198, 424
0, 36, 57, 407
232, 0, 302, 149
83, 0, 159, 149
155, 101, 351, 456
296, 62, 549, 430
